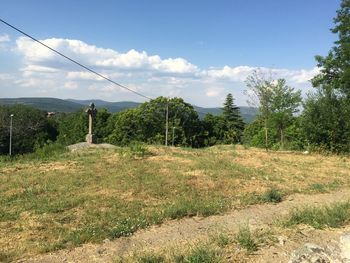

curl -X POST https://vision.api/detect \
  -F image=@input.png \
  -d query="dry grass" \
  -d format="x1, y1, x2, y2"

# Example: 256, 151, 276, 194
0, 145, 350, 261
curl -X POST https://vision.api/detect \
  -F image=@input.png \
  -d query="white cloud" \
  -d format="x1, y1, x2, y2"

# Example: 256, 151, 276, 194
205, 87, 225, 97
9, 36, 321, 106
64, 81, 78, 90
0, 34, 10, 42
67, 71, 104, 81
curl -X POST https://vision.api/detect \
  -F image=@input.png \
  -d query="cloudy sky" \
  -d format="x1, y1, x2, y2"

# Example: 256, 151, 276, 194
0, 0, 340, 107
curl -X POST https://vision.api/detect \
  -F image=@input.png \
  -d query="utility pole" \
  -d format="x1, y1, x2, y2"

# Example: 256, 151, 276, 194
165, 98, 169, 146
9, 114, 13, 156
172, 126, 175, 146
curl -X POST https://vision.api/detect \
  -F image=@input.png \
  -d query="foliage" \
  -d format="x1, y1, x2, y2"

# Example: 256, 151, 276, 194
301, 90, 350, 152
244, 74, 302, 150
57, 108, 112, 145
312, 0, 350, 96
0, 105, 57, 155
108, 97, 202, 147
304, 0, 350, 153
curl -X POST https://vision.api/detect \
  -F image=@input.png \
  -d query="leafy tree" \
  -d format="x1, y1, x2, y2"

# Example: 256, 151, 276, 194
268, 79, 301, 149
245, 70, 274, 149
222, 93, 245, 143
108, 97, 202, 147
312, 0, 350, 96
0, 105, 57, 154
201, 113, 225, 146
107, 108, 144, 146
245, 73, 302, 150
301, 90, 350, 152
304, 0, 350, 152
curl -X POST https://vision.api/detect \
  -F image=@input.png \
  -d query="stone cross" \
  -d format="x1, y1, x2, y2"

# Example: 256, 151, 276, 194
85, 102, 97, 144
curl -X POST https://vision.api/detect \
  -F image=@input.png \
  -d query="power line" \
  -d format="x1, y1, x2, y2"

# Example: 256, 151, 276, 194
0, 18, 152, 100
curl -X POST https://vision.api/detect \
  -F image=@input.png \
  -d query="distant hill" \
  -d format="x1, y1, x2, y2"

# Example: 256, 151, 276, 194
0, 97, 258, 123
194, 106, 258, 123
0, 97, 83, 112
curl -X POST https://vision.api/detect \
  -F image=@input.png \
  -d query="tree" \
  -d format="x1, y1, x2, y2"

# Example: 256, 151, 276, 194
304, 0, 350, 152
269, 79, 301, 149
312, 0, 350, 96
245, 72, 301, 150
0, 105, 57, 154
107, 97, 202, 147
245, 70, 275, 150
222, 93, 245, 143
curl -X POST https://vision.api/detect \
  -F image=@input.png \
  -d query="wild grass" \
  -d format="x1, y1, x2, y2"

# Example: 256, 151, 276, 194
236, 225, 258, 252
282, 201, 350, 229
242, 187, 284, 205
0, 145, 349, 260
126, 244, 222, 263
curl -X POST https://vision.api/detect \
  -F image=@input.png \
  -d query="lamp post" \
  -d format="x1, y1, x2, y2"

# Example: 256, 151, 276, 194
9, 114, 13, 156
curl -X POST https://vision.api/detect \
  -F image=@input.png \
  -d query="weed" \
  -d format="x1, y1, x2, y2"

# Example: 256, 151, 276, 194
126, 142, 152, 158
262, 188, 283, 203
242, 188, 283, 205
216, 233, 230, 247
282, 201, 350, 229
175, 246, 222, 263
236, 225, 258, 252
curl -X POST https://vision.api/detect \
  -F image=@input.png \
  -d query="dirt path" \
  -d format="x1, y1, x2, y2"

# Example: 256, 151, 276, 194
22, 189, 350, 263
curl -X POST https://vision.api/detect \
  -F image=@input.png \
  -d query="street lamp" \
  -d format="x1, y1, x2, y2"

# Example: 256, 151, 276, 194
9, 114, 13, 156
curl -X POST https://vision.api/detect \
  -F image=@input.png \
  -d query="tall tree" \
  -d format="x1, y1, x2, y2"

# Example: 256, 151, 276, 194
304, 0, 350, 152
222, 93, 245, 143
312, 0, 350, 96
245, 72, 301, 150
245, 70, 274, 150
269, 79, 301, 148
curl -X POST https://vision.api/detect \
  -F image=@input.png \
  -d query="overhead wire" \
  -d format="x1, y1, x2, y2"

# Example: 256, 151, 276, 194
0, 18, 152, 100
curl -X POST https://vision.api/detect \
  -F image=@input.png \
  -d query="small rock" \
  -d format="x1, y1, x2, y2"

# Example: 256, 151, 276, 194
278, 236, 286, 246
103, 238, 110, 243
340, 233, 350, 260
288, 243, 333, 263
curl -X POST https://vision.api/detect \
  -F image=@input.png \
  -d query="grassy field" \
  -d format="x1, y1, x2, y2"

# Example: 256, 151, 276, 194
1, 145, 350, 261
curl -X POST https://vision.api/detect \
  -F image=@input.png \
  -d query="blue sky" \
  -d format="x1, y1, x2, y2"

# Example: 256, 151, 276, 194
0, 0, 341, 107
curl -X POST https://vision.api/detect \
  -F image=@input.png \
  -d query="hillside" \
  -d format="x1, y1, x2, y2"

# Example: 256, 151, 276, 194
0, 97, 258, 122
1, 146, 350, 262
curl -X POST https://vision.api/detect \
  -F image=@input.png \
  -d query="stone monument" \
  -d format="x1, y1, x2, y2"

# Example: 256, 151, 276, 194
86, 102, 97, 144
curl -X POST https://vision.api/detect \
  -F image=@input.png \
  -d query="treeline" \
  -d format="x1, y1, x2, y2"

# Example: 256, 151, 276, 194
0, 94, 246, 155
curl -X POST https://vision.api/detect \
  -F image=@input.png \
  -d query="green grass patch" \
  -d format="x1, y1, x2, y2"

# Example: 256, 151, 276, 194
282, 201, 350, 229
